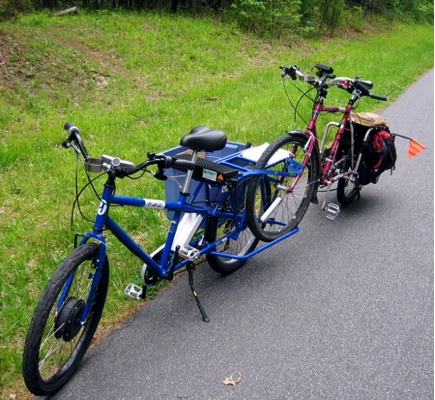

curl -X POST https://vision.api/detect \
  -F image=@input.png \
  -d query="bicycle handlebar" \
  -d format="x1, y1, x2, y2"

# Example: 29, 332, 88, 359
62, 122, 197, 178
369, 93, 389, 101
63, 122, 91, 159
280, 64, 389, 102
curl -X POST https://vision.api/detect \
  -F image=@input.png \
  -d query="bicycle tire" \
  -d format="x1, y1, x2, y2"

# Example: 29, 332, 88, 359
337, 158, 360, 206
23, 243, 109, 396
246, 133, 319, 242
205, 178, 259, 274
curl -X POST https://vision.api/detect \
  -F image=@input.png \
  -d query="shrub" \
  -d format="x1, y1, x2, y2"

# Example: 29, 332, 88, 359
0, 0, 33, 20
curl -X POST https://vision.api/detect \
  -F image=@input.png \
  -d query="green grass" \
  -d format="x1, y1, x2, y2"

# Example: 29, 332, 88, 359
0, 11, 433, 398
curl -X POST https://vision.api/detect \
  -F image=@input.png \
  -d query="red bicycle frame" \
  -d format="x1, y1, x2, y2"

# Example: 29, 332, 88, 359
302, 93, 357, 186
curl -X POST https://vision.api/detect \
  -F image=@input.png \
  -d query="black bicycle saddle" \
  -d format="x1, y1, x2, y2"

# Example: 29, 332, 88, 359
180, 126, 227, 152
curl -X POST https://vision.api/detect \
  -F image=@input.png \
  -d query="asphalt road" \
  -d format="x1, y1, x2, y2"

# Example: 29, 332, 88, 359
44, 70, 433, 400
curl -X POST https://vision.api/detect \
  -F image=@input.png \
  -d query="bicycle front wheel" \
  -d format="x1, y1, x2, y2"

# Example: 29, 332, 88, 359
246, 133, 318, 242
23, 243, 109, 396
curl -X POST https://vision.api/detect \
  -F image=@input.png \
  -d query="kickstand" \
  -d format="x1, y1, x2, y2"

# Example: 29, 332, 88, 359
187, 262, 210, 323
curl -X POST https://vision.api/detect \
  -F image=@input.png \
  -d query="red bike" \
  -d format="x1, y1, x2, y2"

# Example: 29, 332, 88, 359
245, 63, 424, 242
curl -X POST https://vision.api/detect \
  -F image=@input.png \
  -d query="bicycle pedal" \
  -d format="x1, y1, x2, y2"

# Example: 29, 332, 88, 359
178, 245, 200, 260
325, 202, 340, 220
124, 283, 143, 300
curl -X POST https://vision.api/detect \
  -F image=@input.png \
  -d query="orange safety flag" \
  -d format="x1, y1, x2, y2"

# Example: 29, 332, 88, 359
407, 139, 426, 158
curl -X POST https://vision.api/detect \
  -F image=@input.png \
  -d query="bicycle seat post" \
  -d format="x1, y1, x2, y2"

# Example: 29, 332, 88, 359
181, 150, 199, 194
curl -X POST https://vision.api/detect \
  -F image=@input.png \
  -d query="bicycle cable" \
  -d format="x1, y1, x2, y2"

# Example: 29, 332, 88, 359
283, 79, 316, 126
125, 167, 147, 180
71, 154, 107, 228
71, 159, 162, 230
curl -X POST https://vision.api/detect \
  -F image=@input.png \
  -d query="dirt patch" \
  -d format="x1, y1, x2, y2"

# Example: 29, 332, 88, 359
0, 31, 11, 71
0, 30, 17, 85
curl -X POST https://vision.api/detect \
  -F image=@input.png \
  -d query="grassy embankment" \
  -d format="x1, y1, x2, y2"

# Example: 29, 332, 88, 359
0, 11, 433, 398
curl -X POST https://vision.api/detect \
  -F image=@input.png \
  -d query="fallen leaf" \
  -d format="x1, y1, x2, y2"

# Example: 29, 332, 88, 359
222, 373, 241, 386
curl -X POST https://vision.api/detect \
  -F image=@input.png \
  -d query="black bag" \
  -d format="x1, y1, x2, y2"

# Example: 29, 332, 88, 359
339, 112, 397, 185
360, 128, 397, 184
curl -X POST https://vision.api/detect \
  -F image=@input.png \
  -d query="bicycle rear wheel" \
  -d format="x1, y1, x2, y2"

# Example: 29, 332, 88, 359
246, 133, 318, 242
205, 179, 259, 274
23, 243, 109, 396
337, 158, 360, 206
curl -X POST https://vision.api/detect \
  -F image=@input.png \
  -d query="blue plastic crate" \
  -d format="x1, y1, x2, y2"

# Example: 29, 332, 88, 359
161, 141, 286, 220
162, 141, 247, 219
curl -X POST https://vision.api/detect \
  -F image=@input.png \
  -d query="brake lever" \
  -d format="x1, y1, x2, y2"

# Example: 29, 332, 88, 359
61, 140, 82, 156
153, 170, 168, 181
144, 152, 172, 180
280, 65, 300, 81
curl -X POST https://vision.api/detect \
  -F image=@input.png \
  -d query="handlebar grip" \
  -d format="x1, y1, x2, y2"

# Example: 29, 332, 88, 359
62, 121, 90, 159
145, 154, 195, 171
64, 122, 81, 135
370, 93, 389, 101
172, 158, 196, 171
64, 122, 76, 131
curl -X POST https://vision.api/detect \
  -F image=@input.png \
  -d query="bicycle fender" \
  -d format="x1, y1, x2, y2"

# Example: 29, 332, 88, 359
287, 129, 307, 136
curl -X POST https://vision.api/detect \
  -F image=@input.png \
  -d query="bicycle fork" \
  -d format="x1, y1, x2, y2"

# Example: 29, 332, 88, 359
60, 234, 108, 328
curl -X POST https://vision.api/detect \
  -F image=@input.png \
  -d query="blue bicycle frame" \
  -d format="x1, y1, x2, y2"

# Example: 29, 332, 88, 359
63, 145, 302, 324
